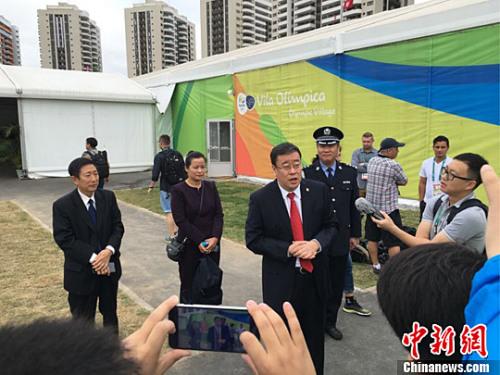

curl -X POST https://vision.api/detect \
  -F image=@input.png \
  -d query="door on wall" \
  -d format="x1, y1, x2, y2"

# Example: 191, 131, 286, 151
206, 120, 234, 177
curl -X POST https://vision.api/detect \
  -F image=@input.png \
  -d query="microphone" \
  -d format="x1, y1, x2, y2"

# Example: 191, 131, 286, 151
355, 197, 384, 220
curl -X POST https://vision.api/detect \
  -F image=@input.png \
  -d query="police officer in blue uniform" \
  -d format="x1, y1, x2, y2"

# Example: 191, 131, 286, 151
304, 126, 362, 340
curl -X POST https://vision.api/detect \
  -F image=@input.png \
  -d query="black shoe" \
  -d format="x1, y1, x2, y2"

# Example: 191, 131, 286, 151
325, 326, 343, 340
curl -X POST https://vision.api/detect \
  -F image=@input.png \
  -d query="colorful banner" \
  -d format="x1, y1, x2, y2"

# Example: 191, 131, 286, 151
233, 24, 500, 200
171, 75, 234, 156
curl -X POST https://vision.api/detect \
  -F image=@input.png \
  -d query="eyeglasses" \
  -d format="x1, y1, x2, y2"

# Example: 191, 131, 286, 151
441, 167, 475, 181
276, 161, 302, 172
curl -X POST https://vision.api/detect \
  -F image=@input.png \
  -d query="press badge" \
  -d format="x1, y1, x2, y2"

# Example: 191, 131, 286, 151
108, 262, 116, 273
432, 183, 441, 196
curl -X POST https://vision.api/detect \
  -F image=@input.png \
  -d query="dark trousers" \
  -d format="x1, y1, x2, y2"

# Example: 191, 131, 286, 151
290, 270, 325, 375
68, 276, 119, 334
179, 244, 220, 304
326, 253, 349, 328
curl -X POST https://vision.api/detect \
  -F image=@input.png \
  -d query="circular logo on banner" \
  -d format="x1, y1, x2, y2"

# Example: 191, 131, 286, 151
237, 93, 248, 115
246, 95, 256, 110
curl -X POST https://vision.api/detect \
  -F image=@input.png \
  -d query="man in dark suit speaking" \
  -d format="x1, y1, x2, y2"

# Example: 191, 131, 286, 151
245, 142, 337, 375
53, 157, 124, 334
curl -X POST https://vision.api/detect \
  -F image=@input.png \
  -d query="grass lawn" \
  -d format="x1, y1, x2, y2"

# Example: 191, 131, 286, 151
116, 181, 420, 290
0, 201, 150, 337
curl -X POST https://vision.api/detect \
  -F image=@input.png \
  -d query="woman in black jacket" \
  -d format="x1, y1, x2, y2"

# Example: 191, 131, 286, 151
170, 151, 224, 303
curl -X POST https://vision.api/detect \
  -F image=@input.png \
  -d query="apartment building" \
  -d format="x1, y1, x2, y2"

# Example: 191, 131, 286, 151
37, 3, 102, 72
125, 0, 196, 77
0, 15, 21, 65
273, 0, 414, 38
201, 0, 273, 57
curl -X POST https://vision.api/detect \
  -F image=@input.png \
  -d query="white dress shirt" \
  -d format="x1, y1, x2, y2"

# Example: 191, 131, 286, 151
77, 189, 115, 263
277, 183, 321, 266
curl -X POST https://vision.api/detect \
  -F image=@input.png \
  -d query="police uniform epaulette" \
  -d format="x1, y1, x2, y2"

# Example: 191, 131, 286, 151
339, 162, 355, 171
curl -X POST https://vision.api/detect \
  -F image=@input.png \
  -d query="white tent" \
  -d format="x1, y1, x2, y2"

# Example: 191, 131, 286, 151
136, 0, 498, 88
0, 65, 157, 178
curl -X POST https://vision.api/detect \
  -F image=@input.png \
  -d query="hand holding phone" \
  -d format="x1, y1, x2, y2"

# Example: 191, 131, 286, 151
240, 301, 316, 375
122, 296, 190, 375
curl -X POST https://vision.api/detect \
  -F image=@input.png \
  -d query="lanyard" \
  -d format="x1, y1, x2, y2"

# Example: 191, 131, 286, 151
433, 199, 448, 234
432, 158, 446, 182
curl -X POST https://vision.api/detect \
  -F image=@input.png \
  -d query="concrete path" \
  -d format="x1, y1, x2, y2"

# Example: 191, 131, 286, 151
0, 171, 406, 374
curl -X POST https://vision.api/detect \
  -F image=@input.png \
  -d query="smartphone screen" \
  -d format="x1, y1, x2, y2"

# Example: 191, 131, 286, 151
169, 304, 257, 353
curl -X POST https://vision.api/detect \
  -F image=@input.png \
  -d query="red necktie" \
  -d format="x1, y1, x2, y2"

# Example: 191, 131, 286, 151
287, 192, 313, 273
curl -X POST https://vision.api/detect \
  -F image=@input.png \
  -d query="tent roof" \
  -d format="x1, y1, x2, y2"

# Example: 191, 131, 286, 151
0, 65, 155, 103
135, 0, 499, 87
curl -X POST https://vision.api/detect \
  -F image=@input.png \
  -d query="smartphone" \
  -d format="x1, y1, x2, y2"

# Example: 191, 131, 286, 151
168, 304, 258, 353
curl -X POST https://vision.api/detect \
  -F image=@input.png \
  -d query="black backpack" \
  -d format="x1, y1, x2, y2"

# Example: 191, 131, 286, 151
86, 150, 109, 178
432, 195, 488, 224
161, 149, 187, 186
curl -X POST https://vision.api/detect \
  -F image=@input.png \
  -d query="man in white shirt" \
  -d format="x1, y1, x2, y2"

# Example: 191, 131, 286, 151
418, 135, 452, 219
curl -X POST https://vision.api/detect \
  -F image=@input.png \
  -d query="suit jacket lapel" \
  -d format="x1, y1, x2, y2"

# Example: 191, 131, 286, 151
72, 189, 97, 232
300, 181, 313, 238
271, 180, 293, 239
94, 190, 104, 232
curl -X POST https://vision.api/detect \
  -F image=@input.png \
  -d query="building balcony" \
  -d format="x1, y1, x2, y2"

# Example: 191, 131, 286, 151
344, 8, 362, 18
295, 0, 315, 7
278, 18, 288, 27
242, 35, 254, 43
294, 13, 315, 24
294, 22, 315, 33
278, 30, 288, 38
255, 17, 267, 26
294, 5, 315, 17
255, 14, 271, 23
322, 0, 340, 7
242, 21, 255, 29
321, 18, 338, 27
322, 6, 339, 17
255, 23, 267, 33
278, 2, 288, 12
163, 40, 176, 47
